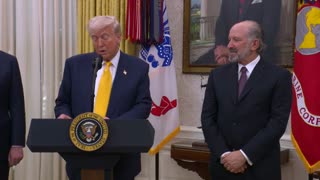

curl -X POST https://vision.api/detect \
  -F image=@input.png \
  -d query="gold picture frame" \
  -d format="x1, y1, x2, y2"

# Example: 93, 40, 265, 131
182, 0, 296, 74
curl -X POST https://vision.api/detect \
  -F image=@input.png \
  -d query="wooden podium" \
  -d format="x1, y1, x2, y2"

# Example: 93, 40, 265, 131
171, 140, 289, 180
27, 119, 154, 180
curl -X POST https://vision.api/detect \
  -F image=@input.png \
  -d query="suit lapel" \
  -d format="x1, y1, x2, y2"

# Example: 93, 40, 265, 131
238, 59, 265, 101
85, 53, 98, 112
231, 63, 239, 104
112, 53, 127, 90
107, 52, 127, 116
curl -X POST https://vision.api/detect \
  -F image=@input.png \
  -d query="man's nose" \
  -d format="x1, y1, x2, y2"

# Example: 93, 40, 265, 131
227, 41, 233, 49
97, 38, 104, 47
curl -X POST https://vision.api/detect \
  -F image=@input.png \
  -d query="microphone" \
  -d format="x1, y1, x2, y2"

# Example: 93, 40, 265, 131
91, 55, 103, 111
92, 55, 103, 71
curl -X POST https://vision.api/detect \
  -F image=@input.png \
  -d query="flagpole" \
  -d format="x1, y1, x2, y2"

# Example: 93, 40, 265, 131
308, 173, 313, 180
156, 153, 159, 180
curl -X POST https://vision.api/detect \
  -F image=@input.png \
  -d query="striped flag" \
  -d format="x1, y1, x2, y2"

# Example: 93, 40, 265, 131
291, 0, 320, 173
140, 1, 180, 155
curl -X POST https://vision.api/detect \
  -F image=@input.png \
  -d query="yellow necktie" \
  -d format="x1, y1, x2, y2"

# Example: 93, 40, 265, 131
94, 61, 112, 117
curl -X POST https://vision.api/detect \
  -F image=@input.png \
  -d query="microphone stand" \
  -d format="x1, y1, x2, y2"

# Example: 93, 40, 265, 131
91, 56, 102, 112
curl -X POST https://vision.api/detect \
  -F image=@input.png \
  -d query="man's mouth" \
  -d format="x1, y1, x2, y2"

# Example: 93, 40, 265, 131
229, 49, 237, 53
99, 50, 106, 54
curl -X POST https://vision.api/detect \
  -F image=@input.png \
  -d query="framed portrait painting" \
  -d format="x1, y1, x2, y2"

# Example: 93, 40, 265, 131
182, 0, 296, 74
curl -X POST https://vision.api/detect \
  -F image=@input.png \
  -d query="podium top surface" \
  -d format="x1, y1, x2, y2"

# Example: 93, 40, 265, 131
27, 119, 154, 153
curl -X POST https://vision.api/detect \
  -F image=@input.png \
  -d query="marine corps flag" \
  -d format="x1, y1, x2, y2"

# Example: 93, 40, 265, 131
291, 0, 320, 173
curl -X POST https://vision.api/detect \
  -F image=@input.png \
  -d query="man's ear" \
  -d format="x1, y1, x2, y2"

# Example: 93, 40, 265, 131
116, 34, 121, 44
250, 39, 260, 51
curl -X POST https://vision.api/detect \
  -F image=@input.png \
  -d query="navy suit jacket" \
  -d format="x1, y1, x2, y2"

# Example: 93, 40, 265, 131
201, 59, 292, 180
55, 51, 152, 178
0, 51, 26, 161
215, 0, 281, 49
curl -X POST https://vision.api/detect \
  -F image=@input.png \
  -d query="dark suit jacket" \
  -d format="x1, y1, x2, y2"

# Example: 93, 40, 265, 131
195, 0, 281, 65
201, 59, 292, 180
55, 51, 152, 178
0, 51, 26, 161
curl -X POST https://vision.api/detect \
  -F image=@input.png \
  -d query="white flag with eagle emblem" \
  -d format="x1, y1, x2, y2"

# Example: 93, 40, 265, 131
139, 1, 180, 155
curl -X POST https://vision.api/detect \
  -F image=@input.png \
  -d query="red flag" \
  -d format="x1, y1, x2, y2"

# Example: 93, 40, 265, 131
291, 0, 320, 173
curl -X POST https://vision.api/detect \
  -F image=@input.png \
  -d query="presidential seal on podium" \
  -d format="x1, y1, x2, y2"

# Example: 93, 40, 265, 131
69, 112, 108, 151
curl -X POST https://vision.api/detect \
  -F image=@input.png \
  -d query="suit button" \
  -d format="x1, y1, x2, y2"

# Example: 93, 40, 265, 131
233, 122, 237, 126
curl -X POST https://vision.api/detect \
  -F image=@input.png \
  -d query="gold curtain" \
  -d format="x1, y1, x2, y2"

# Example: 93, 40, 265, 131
77, 0, 136, 55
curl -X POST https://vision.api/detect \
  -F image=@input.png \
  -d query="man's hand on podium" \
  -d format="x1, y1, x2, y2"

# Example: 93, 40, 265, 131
58, 113, 112, 121
58, 114, 72, 119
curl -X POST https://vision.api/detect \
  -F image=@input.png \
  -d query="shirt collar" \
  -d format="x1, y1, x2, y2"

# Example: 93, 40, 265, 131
238, 55, 260, 75
102, 50, 120, 69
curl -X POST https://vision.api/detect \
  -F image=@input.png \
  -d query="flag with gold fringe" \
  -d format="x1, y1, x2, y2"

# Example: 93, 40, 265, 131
291, 0, 320, 173
139, 0, 180, 155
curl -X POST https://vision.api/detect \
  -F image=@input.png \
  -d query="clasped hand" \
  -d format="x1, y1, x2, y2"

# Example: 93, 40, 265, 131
221, 150, 247, 173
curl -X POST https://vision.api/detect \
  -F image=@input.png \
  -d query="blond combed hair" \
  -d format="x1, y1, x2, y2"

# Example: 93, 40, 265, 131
87, 16, 121, 35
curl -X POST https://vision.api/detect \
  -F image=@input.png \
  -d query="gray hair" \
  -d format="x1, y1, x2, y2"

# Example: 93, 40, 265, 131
87, 16, 121, 35
244, 20, 266, 54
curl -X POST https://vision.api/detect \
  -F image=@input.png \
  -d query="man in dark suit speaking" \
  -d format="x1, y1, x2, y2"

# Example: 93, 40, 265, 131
201, 21, 292, 180
55, 16, 152, 180
0, 51, 26, 180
